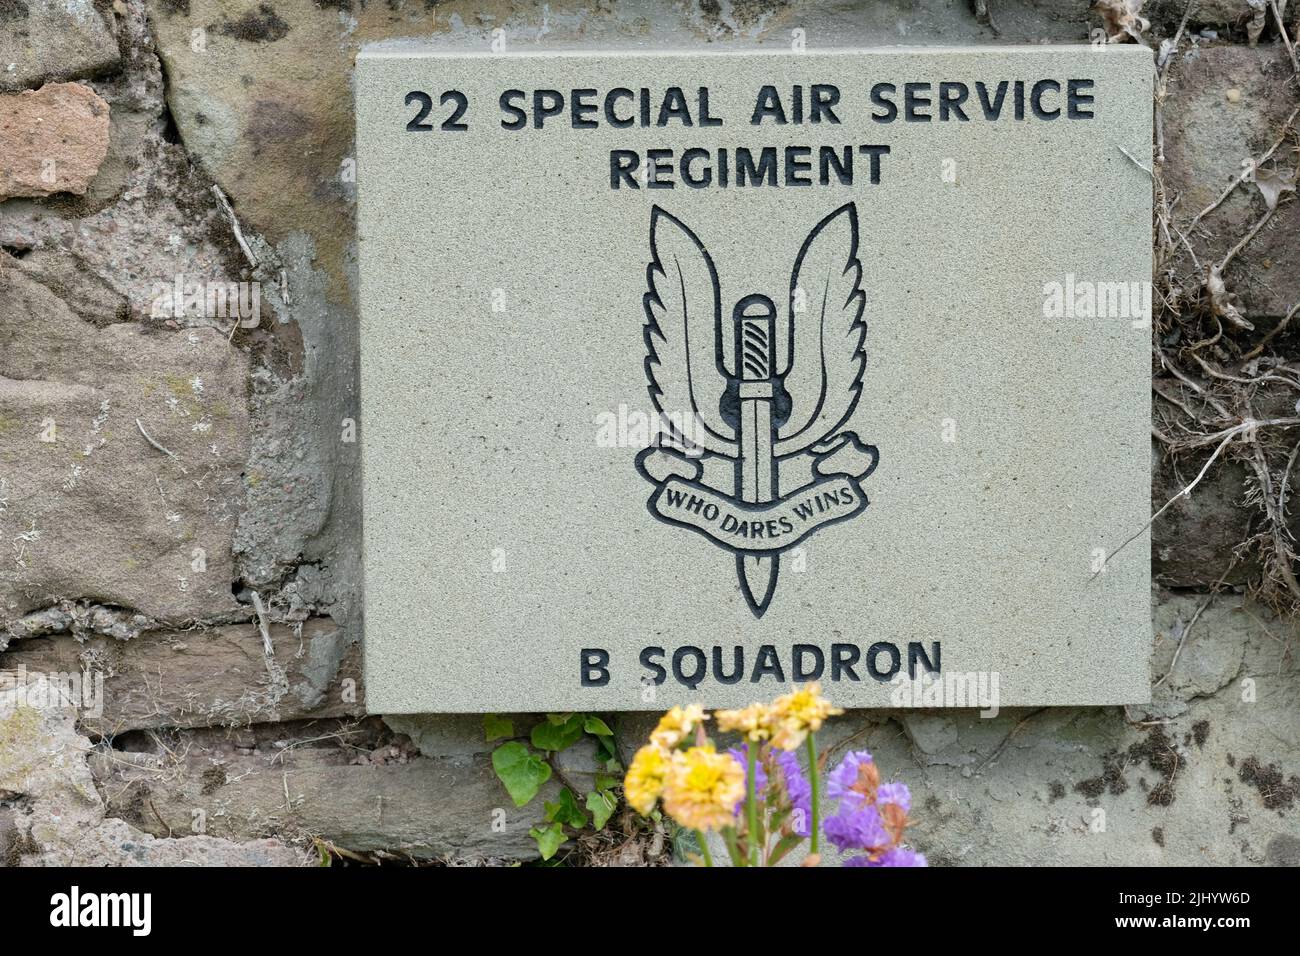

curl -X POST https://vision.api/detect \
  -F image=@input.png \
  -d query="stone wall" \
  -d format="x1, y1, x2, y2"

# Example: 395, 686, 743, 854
1, 0, 1297, 865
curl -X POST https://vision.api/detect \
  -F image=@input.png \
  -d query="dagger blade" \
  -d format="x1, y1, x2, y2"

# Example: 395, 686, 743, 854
734, 296, 779, 616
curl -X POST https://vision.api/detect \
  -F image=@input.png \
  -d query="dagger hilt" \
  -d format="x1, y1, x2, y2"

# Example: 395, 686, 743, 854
733, 294, 778, 507
734, 293, 776, 387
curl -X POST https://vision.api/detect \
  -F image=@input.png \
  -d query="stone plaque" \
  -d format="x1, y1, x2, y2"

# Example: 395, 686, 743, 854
355, 46, 1153, 713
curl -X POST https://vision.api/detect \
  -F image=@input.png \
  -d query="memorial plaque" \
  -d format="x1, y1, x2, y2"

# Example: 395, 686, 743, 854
355, 46, 1153, 712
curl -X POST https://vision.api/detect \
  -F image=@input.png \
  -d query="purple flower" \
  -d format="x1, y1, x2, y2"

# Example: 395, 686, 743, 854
827, 750, 873, 808
729, 747, 814, 836
877, 781, 912, 813
727, 746, 768, 816
823, 804, 889, 853
869, 847, 928, 867
772, 750, 812, 837
841, 847, 928, 867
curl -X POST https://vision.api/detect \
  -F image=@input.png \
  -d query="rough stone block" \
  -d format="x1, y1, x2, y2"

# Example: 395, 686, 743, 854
1162, 44, 1300, 321
1151, 441, 1259, 587
0, 0, 122, 93
1146, 0, 1255, 29
1, 673, 310, 866
91, 719, 562, 861
0, 254, 249, 627
11, 246, 131, 326
0, 617, 360, 734
0, 81, 111, 199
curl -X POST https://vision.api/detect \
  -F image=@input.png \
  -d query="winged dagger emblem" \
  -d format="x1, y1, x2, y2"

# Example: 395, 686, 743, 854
634, 203, 880, 617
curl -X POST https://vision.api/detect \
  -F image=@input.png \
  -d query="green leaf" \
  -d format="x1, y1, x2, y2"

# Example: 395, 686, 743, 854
583, 716, 613, 737
530, 822, 566, 861
594, 773, 621, 792
545, 712, 573, 726
531, 714, 585, 752
544, 788, 588, 828
483, 713, 514, 742
491, 741, 552, 807
586, 790, 618, 829
767, 832, 805, 867
594, 735, 618, 763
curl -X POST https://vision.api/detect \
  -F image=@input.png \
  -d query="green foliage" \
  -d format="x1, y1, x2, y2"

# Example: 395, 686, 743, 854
313, 839, 332, 867
585, 789, 617, 829
489, 713, 625, 862
491, 741, 552, 807
529, 822, 566, 861
584, 716, 619, 763
545, 788, 588, 828
530, 713, 586, 752
483, 713, 514, 742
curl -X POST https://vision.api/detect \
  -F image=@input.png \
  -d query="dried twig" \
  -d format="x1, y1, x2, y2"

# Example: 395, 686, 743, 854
1270, 0, 1300, 75
1118, 144, 1153, 177
1242, 299, 1300, 360
1217, 206, 1274, 273
1154, 0, 1197, 164
1094, 420, 1300, 577
251, 590, 274, 658
1183, 103, 1300, 236
1248, 439, 1300, 602
974, 709, 1044, 775
1154, 560, 1234, 688
211, 184, 260, 268
1279, 433, 1300, 521
135, 418, 176, 459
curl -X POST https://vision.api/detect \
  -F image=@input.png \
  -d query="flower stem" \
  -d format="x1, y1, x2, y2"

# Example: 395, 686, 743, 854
806, 733, 821, 857
722, 826, 744, 867
696, 830, 714, 867
746, 742, 760, 866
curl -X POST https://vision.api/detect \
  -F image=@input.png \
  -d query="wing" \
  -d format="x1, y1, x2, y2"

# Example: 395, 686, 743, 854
774, 203, 866, 458
643, 206, 737, 458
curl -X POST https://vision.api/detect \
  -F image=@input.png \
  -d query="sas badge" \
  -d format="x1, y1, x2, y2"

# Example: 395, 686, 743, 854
634, 202, 880, 617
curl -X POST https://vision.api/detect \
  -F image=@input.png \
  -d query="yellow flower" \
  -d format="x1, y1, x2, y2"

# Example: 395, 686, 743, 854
661, 745, 745, 832
624, 744, 671, 815
649, 704, 708, 750
714, 702, 775, 742
770, 683, 844, 751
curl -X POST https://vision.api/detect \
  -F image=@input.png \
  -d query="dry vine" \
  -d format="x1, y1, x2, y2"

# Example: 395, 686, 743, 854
1143, 11, 1300, 612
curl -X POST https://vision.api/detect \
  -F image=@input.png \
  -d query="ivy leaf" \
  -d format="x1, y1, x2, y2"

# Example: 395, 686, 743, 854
594, 735, 618, 763
545, 712, 574, 726
491, 741, 552, 807
583, 716, 613, 737
594, 772, 621, 792
531, 714, 585, 753
586, 790, 618, 830
483, 714, 514, 742
530, 822, 566, 861
545, 788, 588, 828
